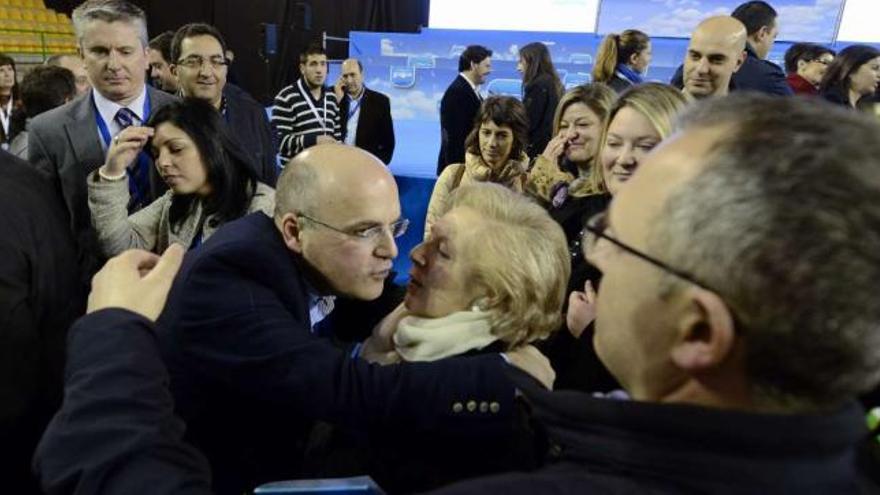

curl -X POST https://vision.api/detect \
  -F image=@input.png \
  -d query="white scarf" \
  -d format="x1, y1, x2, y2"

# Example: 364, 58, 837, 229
393, 310, 498, 362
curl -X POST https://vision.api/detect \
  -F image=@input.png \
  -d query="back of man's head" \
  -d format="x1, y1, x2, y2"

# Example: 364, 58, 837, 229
21, 65, 76, 118
731, 1, 777, 36
458, 45, 492, 73
149, 31, 174, 64
72, 0, 147, 47
653, 94, 880, 410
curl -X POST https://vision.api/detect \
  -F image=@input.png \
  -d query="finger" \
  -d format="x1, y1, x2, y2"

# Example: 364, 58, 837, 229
116, 249, 162, 272
584, 281, 597, 302
143, 243, 185, 284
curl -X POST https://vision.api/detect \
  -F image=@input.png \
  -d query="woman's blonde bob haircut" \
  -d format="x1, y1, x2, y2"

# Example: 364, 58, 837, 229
591, 83, 690, 193
443, 183, 570, 348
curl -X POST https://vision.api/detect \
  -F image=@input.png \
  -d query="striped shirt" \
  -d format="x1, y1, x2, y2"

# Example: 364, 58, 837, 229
271, 78, 342, 163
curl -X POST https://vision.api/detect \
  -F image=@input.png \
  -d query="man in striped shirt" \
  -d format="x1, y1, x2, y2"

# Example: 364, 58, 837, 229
272, 44, 342, 163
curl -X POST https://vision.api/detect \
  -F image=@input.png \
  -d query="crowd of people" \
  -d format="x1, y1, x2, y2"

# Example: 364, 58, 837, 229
3, 0, 880, 494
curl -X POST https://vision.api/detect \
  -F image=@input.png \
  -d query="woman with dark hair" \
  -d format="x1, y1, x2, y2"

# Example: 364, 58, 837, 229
591, 30, 652, 93
517, 42, 563, 157
88, 98, 275, 256
819, 44, 880, 108
0, 53, 23, 149
424, 96, 529, 238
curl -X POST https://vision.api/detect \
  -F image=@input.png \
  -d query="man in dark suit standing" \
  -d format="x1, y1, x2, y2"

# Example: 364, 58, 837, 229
170, 23, 277, 185
335, 58, 395, 165
28, 0, 177, 281
437, 45, 492, 175
0, 152, 84, 494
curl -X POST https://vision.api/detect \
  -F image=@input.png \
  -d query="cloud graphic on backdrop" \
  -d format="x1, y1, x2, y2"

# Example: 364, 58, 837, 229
599, 0, 842, 43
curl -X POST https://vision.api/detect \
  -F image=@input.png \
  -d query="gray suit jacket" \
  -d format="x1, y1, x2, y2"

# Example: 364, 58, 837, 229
28, 86, 178, 280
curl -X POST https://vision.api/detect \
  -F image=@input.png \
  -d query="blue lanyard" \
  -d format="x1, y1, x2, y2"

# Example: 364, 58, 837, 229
93, 90, 152, 147
347, 95, 362, 121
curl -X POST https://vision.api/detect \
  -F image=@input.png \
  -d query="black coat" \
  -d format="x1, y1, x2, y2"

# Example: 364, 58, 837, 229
156, 212, 518, 495
0, 152, 85, 494
339, 87, 395, 165
522, 74, 560, 158
432, 372, 876, 494
437, 75, 481, 175
224, 84, 278, 186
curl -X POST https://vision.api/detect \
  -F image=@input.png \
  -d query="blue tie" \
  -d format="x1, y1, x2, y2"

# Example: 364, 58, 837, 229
115, 108, 149, 211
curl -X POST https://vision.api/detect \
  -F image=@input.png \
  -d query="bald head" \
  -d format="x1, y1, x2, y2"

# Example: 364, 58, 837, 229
275, 144, 401, 300
340, 58, 364, 97
275, 144, 395, 219
683, 16, 747, 99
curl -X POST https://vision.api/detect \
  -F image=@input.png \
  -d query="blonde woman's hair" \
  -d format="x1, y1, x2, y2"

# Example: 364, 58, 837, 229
444, 183, 570, 348
591, 83, 690, 193
592, 30, 650, 84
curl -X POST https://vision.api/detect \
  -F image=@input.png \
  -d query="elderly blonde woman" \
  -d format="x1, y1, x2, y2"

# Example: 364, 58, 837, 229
347, 183, 569, 493
423, 96, 530, 239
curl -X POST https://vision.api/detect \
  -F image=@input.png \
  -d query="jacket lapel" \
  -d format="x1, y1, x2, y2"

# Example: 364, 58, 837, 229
65, 96, 105, 175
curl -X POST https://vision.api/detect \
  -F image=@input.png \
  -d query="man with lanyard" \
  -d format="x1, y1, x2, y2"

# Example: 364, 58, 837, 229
334, 58, 395, 165
272, 43, 342, 163
168, 23, 277, 185
28, 0, 177, 282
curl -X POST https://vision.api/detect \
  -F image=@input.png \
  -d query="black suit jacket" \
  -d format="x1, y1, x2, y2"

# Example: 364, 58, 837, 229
339, 87, 395, 164
157, 212, 516, 495
223, 84, 278, 185
0, 152, 84, 494
27, 87, 178, 281
437, 75, 481, 175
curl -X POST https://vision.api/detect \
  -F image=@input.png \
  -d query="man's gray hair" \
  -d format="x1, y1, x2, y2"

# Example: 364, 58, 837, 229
651, 94, 880, 410
72, 0, 148, 48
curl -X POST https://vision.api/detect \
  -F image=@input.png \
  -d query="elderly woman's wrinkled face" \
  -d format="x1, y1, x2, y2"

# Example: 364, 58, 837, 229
406, 207, 486, 318
479, 120, 514, 169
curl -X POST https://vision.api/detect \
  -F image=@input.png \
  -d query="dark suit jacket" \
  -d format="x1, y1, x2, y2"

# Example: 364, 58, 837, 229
339, 87, 395, 164
437, 75, 481, 175
432, 371, 874, 495
157, 212, 516, 495
27, 87, 178, 281
0, 152, 84, 494
224, 84, 278, 185
670, 44, 792, 96
35, 309, 213, 495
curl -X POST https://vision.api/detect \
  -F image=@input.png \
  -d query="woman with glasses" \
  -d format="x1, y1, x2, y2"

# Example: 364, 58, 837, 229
423, 96, 530, 239
820, 44, 880, 108
87, 98, 275, 256
309, 183, 569, 493
783, 43, 835, 96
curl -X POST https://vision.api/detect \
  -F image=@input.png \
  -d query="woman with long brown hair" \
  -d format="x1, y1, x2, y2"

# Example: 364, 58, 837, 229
517, 42, 564, 157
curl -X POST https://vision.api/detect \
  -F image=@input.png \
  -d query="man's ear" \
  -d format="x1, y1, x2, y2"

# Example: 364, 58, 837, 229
796, 59, 808, 73
670, 287, 737, 373
733, 50, 747, 73
278, 212, 306, 254
170, 63, 178, 78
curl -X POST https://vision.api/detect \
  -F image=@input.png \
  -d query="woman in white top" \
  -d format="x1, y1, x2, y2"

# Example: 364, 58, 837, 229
88, 98, 275, 256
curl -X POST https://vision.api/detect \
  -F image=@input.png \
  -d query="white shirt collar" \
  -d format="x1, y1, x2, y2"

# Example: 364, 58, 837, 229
92, 85, 148, 127
459, 72, 481, 97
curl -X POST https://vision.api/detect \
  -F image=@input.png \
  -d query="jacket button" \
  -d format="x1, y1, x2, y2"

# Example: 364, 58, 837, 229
466, 400, 477, 412
479, 401, 489, 413
452, 402, 463, 413
489, 401, 500, 414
